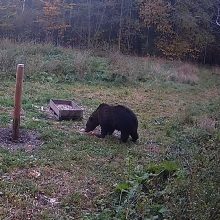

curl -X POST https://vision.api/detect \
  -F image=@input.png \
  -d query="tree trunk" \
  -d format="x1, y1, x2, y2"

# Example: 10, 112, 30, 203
88, 0, 92, 48
118, 0, 124, 52
22, 0, 26, 14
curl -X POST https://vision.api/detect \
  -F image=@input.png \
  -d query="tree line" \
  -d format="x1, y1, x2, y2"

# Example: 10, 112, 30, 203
0, 0, 220, 64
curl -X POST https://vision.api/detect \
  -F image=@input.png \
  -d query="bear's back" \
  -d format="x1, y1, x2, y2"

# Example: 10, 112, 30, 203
113, 105, 138, 129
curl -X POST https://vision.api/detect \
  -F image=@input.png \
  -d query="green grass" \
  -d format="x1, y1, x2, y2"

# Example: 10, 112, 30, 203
0, 40, 220, 219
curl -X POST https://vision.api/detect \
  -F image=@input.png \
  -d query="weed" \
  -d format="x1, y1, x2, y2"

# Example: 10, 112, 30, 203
94, 159, 179, 219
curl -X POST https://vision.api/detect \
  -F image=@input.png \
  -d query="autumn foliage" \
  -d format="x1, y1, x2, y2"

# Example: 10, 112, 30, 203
0, 0, 219, 64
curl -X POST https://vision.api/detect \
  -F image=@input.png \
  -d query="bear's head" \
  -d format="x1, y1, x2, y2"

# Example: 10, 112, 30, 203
85, 114, 99, 132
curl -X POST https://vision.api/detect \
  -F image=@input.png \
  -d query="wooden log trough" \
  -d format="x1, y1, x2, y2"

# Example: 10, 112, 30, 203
49, 99, 83, 120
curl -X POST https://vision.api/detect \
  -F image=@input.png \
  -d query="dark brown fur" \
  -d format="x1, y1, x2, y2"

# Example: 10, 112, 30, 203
85, 103, 139, 142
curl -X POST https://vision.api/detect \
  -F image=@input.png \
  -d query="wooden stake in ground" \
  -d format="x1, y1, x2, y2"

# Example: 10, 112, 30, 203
12, 64, 24, 141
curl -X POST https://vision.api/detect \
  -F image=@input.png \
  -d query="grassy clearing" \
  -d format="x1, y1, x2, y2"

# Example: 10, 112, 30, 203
0, 40, 220, 219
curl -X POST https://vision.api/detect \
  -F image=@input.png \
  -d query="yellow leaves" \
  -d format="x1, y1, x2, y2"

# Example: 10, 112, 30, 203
43, 1, 62, 17
43, 5, 60, 16
39, 0, 69, 35
46, 24, 70, 31
157, 21, 172, 33
156, 37, 200, 59
140, 0, 172, 29
139, 0, 202, 59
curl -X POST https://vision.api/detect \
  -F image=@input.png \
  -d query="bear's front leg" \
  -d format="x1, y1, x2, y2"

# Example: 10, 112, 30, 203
107, 127, 115, 135
96, 126, 108, 138
120, 131, 129, 143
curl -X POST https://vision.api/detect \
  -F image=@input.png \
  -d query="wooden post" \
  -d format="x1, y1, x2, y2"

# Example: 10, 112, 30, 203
12, 64, 24, 141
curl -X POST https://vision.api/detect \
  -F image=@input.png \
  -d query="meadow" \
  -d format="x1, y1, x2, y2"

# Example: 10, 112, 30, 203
0, 39, 219, 219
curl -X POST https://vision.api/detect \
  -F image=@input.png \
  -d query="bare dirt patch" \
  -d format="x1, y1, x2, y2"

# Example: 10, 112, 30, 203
0, 127, 42, 152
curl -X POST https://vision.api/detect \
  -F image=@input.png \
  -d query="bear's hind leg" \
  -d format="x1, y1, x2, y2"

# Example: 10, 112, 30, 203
131, 131, 139, 142
120, 131, 129, 143
107, 127, 115, 135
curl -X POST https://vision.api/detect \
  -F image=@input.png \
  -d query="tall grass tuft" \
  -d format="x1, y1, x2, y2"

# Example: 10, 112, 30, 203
168, 63, 199, 85
211, 66, 220, 75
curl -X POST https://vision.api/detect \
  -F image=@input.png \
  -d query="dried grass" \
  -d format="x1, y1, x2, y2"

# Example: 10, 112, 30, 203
211, 66, 220, 75
108, 53, 170, 81
0, 39, 202, 84
197, 116, 217, 133
72, 50, 91, 78
168, 63, 199, 85
108, 52, 140, 80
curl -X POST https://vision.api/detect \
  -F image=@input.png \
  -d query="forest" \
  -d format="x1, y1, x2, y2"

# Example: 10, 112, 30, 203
0, 0, 220, 64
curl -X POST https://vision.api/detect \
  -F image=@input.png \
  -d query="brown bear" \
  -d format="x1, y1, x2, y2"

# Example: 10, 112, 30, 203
85, 103, 139, 142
